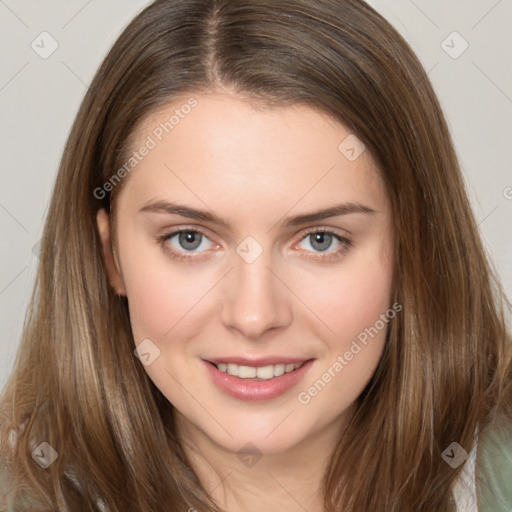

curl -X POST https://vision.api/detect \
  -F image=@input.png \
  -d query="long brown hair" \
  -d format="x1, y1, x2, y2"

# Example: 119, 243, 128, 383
1, 0, 511, 510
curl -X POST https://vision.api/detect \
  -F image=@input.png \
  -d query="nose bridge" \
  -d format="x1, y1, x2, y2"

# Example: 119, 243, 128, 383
220, 243, 292, 339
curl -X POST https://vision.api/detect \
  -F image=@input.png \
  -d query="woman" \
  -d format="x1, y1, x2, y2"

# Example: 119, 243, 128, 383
1, 0, 511, 510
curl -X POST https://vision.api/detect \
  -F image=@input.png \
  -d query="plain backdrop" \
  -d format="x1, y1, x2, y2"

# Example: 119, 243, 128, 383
1, 0, 511, 390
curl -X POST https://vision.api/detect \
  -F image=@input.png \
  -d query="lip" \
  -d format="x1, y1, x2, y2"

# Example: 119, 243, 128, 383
203, 358, 315, 401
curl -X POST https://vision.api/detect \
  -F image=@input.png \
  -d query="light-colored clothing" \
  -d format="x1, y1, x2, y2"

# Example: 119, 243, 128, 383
452, 432, 478, 511
475, 418, 512, 511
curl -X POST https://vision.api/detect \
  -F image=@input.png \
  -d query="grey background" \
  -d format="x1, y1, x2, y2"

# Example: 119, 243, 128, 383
1, 0, 511, 391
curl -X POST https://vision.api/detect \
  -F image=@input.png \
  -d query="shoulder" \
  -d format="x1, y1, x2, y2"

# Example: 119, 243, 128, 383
476, 415, 512, 511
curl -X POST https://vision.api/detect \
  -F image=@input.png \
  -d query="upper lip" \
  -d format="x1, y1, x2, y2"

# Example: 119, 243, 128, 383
205, 356, 313, 367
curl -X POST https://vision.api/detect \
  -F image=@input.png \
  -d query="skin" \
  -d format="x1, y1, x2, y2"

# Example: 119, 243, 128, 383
97, 91, 394, 512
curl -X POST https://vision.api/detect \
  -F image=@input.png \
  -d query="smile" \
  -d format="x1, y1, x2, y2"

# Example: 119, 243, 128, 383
203, 359, 315, 401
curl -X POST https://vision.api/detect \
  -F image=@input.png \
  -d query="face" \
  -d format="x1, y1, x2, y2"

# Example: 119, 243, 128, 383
98, 92, 394, 456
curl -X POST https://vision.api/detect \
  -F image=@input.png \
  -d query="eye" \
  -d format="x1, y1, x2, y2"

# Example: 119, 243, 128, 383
157, 226, 351, 262
158, 229, 217, 260
295, 228, 351, 260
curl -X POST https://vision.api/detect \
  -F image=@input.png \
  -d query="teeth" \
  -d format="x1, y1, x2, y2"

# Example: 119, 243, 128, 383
215, 361, 305, 380
256, 365, 274, 379
273, 364, 285, 377
238, 365, 257, 378
227, 363, 239, 376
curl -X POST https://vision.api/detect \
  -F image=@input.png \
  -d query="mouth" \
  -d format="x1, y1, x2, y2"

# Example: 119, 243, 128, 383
203, 358, 315, 401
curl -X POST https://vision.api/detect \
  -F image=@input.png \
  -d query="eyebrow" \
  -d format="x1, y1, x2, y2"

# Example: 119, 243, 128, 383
139, 199, 377, 230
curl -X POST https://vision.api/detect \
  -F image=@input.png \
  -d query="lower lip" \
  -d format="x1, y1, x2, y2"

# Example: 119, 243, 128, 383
203, 359, 315, 401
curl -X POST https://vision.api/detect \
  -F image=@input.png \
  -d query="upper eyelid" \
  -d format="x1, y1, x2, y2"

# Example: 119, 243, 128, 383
299, 226, 349, 238
159, 225, 217, 241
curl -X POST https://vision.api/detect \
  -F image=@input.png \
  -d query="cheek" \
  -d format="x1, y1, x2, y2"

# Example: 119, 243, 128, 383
127, 275, 174, 342
296, 242, 394, 344
295, 265, 393, 411
119, 240, 198, 342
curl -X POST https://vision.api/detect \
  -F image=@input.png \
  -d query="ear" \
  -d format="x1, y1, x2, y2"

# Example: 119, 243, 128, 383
96, 208, 127, 296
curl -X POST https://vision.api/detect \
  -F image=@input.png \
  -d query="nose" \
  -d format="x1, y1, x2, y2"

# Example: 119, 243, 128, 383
220, 250, 293, 340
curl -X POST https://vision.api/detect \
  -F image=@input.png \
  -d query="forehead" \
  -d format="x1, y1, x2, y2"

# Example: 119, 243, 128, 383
116, 92, 388, 221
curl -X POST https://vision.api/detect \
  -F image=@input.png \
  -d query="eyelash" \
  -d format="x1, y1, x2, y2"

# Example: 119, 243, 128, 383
156, 227, 352, 262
